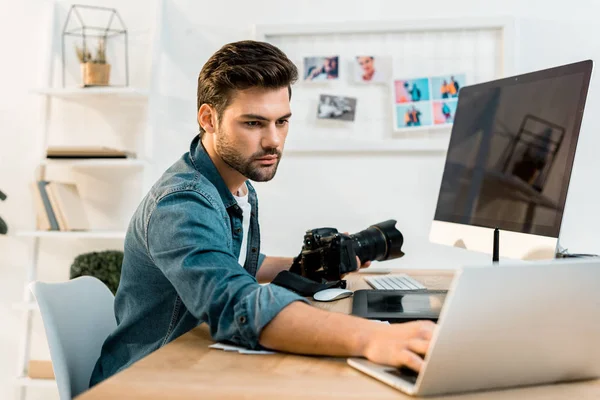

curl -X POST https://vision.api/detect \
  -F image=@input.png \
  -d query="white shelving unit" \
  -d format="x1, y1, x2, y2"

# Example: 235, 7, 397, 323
15, 87, 148, 399
15, 377, 57, 389
16, 230, 127, 239
15, 85, 148, 397
32, 86, 149, 98
11, 2, 163, 397
14, 10, 154, 395
40, 158, 146, 168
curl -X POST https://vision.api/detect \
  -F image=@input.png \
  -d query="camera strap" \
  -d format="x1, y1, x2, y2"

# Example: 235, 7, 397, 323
271, 270, 346, 297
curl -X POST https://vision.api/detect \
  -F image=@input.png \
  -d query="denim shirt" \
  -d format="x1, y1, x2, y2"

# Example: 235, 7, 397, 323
89, 136, 307, 387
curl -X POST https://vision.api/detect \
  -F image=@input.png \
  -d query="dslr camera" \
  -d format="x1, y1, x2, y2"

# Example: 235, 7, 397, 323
291, 220, 405, 282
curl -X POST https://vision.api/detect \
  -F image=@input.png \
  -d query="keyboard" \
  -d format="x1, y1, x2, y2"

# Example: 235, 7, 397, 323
364, 274, 426, 291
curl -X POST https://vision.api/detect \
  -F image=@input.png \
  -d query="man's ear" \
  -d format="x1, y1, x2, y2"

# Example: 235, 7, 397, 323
198, 104, 217, 134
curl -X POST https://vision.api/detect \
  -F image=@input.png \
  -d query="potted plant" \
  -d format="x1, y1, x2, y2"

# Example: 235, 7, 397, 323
70, 250, 123, 294
75, 38, 111, 86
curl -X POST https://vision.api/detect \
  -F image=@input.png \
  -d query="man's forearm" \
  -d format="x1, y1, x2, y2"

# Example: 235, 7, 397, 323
259, 301, 381, 357
256, 256, 294, 283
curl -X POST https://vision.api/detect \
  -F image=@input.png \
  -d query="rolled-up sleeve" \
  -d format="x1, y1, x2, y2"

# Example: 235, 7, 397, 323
147, 190, 308, 350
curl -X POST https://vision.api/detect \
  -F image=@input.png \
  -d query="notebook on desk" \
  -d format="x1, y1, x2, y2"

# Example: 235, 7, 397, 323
348, 259, 600, 397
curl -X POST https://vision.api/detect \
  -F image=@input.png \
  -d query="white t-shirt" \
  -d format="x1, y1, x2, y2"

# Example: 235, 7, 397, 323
233, 183, 252, 267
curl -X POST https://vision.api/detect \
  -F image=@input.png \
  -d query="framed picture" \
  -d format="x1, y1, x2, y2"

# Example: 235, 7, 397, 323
395, 102, 432, 129
394, 78, 430, 103
431, 74, 466, 100
303, 56, 339, 82
353, 56, 391, 83
317, 94, 357, 122
433, 100, 458, 125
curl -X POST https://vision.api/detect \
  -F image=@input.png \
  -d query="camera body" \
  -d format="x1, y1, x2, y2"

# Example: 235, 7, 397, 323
293, 220, 405, 282
297, 228, 358, 281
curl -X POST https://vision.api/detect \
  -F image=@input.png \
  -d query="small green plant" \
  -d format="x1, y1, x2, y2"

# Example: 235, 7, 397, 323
70, 250, 123, 294
75, 38, 107, 64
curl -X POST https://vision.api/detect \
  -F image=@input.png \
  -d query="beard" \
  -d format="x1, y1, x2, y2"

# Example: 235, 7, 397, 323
215, 129, 282, 182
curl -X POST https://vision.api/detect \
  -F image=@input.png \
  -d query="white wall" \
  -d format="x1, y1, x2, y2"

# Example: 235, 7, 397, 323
1, 1, 600, 399
152, 0, 600, 263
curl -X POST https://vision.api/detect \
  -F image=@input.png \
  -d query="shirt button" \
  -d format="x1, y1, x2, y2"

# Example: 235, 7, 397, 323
235, 228, 242, 234
251, 248, 257, 253
239, 316, 247, 324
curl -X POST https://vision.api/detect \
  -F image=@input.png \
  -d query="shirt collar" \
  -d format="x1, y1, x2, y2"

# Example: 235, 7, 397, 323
189, 135, 239, 209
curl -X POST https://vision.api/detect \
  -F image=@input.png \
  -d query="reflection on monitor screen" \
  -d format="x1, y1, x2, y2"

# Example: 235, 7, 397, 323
434, 62, 591, 238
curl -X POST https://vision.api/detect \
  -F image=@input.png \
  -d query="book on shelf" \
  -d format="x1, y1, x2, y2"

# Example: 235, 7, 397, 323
31, 181, 89, 231
46, 146, 136, 159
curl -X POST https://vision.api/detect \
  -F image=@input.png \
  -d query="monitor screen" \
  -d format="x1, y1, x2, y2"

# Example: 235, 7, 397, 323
433, 61, 592, 238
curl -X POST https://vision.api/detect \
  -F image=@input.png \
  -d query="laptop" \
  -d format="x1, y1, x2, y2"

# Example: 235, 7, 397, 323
347, 258, 600, 396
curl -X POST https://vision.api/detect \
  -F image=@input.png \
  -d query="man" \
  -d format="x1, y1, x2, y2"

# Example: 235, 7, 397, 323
407, 82, 422, 102
90, 41, 434, 387
451, 75, 460, 96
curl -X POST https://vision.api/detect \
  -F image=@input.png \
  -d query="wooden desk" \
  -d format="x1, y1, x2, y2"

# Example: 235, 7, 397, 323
78, 270, 600, 399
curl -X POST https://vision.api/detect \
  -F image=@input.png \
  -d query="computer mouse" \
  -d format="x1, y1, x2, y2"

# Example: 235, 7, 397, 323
313, 288, 353, 302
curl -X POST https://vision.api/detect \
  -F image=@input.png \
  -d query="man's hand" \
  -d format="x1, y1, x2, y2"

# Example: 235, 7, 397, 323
260, 302, 436, 374
360, 320, 436, 372
356, 256, 371, 269
343, 232, 371, 271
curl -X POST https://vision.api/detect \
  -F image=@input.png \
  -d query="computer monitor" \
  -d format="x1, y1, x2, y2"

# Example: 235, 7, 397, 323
430, 60, 593, 260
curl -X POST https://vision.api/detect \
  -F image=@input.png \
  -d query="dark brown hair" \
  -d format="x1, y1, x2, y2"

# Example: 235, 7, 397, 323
197, 40, 298, 135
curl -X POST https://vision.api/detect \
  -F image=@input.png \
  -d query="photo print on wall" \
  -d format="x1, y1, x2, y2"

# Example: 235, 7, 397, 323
317, 94, 357, 122
396, 102, 432, 128
431, 74, 466, 100
394, 77, 430, 103
353, 56, 391, 84
433, 100, 458, 125
304, 56, 339, 82
393, 73, 466, 131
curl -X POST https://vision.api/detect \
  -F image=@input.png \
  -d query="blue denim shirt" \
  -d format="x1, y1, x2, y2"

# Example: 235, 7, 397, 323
89, 136, 307, 387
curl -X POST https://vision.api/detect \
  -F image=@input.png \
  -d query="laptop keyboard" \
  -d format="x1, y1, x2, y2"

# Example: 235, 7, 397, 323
386, 367, 419, 384
364, 274, 426, 291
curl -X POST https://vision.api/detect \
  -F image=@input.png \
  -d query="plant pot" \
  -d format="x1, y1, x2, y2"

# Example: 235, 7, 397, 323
81, 62, 111, 86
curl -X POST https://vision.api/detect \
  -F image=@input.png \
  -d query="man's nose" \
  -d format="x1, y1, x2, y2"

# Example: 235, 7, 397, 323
262, 124, 281, 148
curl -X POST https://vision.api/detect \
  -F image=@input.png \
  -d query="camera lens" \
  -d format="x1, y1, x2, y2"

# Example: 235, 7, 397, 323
350, 220, 404, 264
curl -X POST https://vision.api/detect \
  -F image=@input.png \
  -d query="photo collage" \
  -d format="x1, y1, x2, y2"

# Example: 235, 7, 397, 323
394, 74, 465, 130
302, 55, 465, 130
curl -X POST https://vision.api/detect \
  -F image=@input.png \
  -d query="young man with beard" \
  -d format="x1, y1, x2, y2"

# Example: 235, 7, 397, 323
90, 40, 435, 387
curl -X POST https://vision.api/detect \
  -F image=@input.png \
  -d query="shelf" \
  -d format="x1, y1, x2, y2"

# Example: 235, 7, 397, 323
41, 158, 146, 168
284, 138, 450, 153
32, 86, 148, 99
16, 230, 126, 239
13, 302, 38, 311
15, 377, 56, 388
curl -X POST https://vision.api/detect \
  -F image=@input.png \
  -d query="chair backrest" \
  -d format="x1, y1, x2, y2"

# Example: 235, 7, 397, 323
29, 276, 116, 399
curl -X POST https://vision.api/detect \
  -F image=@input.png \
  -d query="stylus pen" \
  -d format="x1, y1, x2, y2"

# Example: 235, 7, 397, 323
493, 228, 499, 263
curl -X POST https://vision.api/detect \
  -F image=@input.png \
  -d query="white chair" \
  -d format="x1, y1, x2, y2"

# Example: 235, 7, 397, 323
29, 276, 116, 399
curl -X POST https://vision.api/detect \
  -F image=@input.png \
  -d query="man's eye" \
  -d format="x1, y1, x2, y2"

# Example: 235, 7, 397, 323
276, 119, 289, 126
245, 121, 261, 127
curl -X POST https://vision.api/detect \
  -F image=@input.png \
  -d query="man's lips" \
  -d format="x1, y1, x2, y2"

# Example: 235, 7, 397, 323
255, 155, 278, 161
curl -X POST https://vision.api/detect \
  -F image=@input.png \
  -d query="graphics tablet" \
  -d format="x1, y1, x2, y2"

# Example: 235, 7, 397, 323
351, 289, 447, 322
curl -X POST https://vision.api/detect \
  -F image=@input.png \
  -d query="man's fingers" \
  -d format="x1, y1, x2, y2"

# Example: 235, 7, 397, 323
396, 349, 425, 373
408, 338, 430, 356
355, 256, 372, 269
416, 321, 436, 340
